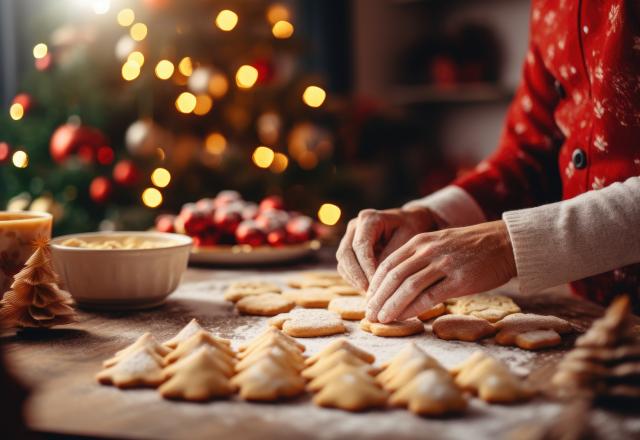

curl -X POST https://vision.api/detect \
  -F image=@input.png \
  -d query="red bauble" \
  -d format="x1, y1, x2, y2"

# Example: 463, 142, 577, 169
213, 190, 242, 208
97, 146, 115, 165
253, 58, 274, 84
193, 231, 220, 248
259, 195, 284, 211
178, 205, 212, 236
35, 53, 53, 71
286, 216, 315, 243
155, 214, 176, 233
195, 198, 216, 214
213, 205, 242, 235
236, 220, 266, 247
112, 160, 139, 186
241, 203, 259, 220
89, 177, 112, 203
267, 229, 287, 247
50, 123, 108, 162
12, 94, 33, 114
0, 142, 10, 163
255, 209, 289, 232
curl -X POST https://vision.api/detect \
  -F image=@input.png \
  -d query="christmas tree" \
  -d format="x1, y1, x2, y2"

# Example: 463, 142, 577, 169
0, 238, 75, 329
0, 0, 347, 234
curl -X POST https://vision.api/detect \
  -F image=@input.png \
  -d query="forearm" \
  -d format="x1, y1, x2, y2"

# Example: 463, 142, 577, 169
503, 176, 640, 293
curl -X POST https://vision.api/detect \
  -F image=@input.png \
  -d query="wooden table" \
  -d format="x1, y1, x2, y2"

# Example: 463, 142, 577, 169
3, 251, 640, 439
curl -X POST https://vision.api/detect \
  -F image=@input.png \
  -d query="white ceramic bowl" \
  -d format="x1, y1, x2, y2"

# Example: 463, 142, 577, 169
51, 231, 192, 310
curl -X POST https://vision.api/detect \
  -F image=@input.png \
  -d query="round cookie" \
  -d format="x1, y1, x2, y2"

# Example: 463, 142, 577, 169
417, 303, 446, 322
236, 293, 295, 316
328, 285, 363, 296
361, 318, 425, 337
432, 315, 496, 342
328, 297, 366, 320
223, 281, 281, 302
445, 293, 520, 323
282, 288, 337, 308
270, 309, 346, 338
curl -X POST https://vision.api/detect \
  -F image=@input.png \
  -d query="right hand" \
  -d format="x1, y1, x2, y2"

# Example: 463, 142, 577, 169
336, 207, 438, 291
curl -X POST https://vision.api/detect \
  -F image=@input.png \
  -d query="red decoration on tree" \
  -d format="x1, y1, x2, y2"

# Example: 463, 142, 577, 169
49, 123, 108, 163
112, 160, 139, 186
89, 177, 112, 203
97, 146, 115, 165
0, 142, 10, 163
253, 58, 274, 85
12, 94, 33, 115
35, 53, 53, 71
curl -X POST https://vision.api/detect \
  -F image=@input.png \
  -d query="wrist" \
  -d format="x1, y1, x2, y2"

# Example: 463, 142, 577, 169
402, 206, 438, 232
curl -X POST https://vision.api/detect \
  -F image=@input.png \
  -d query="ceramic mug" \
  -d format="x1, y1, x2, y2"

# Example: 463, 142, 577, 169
0, 211, 52, 295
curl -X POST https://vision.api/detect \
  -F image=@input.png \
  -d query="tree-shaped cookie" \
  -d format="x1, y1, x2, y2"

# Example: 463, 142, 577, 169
238, 327, 306, 353
96, 347, 165, 388
552, 296, 640, 402
377, 343, 435, 384
307, 362, 378, 393
302, 349, 379, 380
103, 333, 171, 368
231, 352, 306, 401
389, 369, 467, 416
0, 238, 75, 329
305, 338, 375, 366
313, 370, 388, 411
164, 330, 236, 365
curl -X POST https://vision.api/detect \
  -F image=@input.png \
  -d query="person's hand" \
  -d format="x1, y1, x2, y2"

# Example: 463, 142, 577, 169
365, 220, 517, 323
336, 207, 437, 291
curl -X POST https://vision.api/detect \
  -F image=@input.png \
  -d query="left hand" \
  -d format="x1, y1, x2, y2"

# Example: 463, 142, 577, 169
365, 220, 517, 323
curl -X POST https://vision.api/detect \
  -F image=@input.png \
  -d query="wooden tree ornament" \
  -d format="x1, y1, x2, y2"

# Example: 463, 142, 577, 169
0, 238, 75, 329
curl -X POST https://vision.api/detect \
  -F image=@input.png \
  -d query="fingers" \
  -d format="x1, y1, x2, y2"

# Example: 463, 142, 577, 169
351, 210, 385, 282
365, 251, 424, 321
336, 220, 368, 291
376, 229, 412, 266
377, 266, 445, 323
396, 279, 453, 321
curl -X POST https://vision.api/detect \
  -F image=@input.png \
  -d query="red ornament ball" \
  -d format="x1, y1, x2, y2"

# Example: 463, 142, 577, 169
267, 229, 287, 247
50, 123, 108, 162
213, 205, 242, 234
236, 220, 266, 247
259, 195, 284, 212
89, 177, 112, 203
12, 94, 33, 113
112, 160, 139, 186
35, 53, 53, 71
155, 214, 176, 233
0, 142, 10, 163
286, 215, 315, 243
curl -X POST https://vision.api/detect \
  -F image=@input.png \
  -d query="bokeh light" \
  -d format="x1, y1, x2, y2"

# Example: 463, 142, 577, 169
151, 168, 171, 188
0, 142, 9, 162
127, 51, 145, 67
272, 20, 294, 39
269, 152, 289, 173
9, 103, 24, 120
178, 57, 193, 77
205, 132, 227, 154
215, 10, 238, 31
298, 150, 318, 169
193, 95, 213, 115
117, 8, 135, 27
267, 4, 290, 24
155, 59, 174, 79
208, 72, 229, 97
175, 92, 197, 113
91, 0, 110, 14
236, 65, 258, 88
33, 43, 48, 59
318, 203, 341, 226
252, 146, 275, 168
142, 187, 163, 208
302, 85, 326, 108
121, 60, 141, 81
12, 150, 29, 168
130, 22, 148, 41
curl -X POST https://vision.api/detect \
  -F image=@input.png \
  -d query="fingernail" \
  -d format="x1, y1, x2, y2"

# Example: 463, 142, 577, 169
378, 310, 389, 323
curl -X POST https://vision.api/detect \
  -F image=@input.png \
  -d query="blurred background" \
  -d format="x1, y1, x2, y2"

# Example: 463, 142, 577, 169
0, 0, 529, 236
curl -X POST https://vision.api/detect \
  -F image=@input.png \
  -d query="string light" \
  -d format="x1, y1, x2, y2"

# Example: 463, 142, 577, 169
0, 142, 9, 162
193, 95, 213, 115
33, 43, 48, 59
178, 57, 193, 77
117, 8, 135, 27
215, 9, 238, 31
318, 203, 341, 226
12, 150, 29, 168
272, 20, 294, 39
155, 59, 174, 79
208, 72, 229, 97
175, 92, 197, 113
130, 23, 148, 41
142, 187, 163, 208
9, 103, 24, 121
302, 86, 326, 108
127, 51, 145, 67
121, 60, 141, 81
267, 4, 290, 24
236, 65, 258, 88
269, 153, 289, 173
151, 168, 171, 188
205, 132, 227, 154
252, 146, 275, 168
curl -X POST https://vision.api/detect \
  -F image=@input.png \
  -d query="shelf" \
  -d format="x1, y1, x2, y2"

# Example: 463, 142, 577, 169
389, 83, 514, 106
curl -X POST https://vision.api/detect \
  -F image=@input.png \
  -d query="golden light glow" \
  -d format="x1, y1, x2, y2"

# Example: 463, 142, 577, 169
215, 9, 238, 31
272, 20, 294, 39
318, 203, 341, 226
91, 0, 110, 15
178, 57, 193, 77
193, 95, 213, 115
155, 59, 175, 79
130, 23, 148, 41
175, 92, 197, 113
252, 146, 275, 168
157, 148, 166, 161
151, 168, 171, 188
236, 65, 258, 88
9, 103, 24, 121
205, 132, 227, 154
12, 150, 29, 168
127, 51, 145, 67
142, 187, 163, 208
117, 8, 135, 26
269, 152, 289, 173
121, 60, 141, 81
208, 72, 229, 97
302, 85, 326, 108
298, 150, 318, 169
267, 4, 290, 24
33, 43, 48, 59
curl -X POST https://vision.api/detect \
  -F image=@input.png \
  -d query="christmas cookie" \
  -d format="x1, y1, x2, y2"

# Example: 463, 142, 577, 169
307, 362, 378, 392
302, 349, 378, 380
417, 303, 446, 321
389, 369, 467, 416
282, 288, 337, 308
269, 309, 346, 337
288, 271, 348, 289
445, 293, 521, 323
103, 332, 171, 368
432, 315, 496, 342
514, 329, 562, 350
235, 293, 295, 316
238, 327, 306, 353
494, 313, 572, 349
223, 281, 281, 303
305, 338, 375, 366
381, 356, 445, 392
312, 371, 388, 412
163, 318, 222, 349
328, 285, 363, 296
360, 318, 424, 337
328, 297, 366, 320
96, 347, 165, 388
377, 344, 441, 386
159, 347, 235, 401
231, 353, 306, 401
164, 331, 236, 365
236, 342, 307, 373
380, 342, 428, 370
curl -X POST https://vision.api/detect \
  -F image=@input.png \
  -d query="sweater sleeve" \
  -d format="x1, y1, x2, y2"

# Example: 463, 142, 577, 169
503, 176, 640, 294
403, 185, 487, 228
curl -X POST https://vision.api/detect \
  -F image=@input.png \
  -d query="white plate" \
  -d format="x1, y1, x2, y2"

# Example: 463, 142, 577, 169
189, 240, 321, 265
